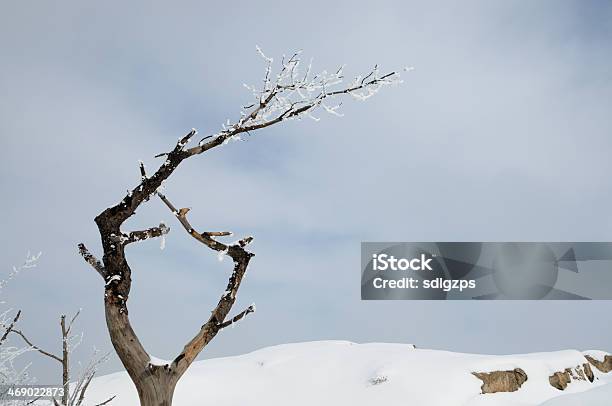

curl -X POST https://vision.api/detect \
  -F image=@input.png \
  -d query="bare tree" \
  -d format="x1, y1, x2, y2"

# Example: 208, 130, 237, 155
0, 252, 41, 405
7, 310, 114, 406
78, 48, 403, 406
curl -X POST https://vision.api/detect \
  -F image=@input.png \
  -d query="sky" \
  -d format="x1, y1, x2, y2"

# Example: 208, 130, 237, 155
1, 0, 612, 383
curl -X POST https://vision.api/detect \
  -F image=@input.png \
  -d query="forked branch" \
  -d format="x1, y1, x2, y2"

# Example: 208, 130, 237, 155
156, 192, 254, 377
157, 193, 251, 254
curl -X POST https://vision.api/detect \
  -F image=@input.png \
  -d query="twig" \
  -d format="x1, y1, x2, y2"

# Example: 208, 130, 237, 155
218, 304, 256, 329
94, 396, 116, 406
0, 310, 21, 345
66, 309, 81, 334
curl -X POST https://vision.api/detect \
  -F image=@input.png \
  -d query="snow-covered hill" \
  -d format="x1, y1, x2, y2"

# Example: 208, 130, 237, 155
86, 341, 612, 406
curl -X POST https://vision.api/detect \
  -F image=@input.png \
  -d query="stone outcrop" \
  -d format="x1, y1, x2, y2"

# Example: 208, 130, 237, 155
583, 363, 595, 382
473, 353, 609, 395
549, 370, 571, 390
473, 360, 600, 395
549, 364, 595, 391
585, 354, 612, 373
472, 368, 528, 394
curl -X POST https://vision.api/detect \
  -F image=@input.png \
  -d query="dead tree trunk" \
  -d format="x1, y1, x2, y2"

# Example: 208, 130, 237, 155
78, 50, 399, 406
127, 362, 177, 406
83, 187, 254, 406
79, 142, 254, 406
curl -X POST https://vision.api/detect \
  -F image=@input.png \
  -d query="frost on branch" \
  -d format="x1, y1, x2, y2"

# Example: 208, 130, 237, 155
0, 252, 41, 298
1, 253, 41, 404
191, 47, 404, 149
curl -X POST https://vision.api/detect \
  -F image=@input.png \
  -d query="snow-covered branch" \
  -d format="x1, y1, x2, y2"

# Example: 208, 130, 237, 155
68, 349, 113, 406
111, 223, 170, 246
0, 252, 41, 298
1, 253, 41, 405
183, 47, 404, 156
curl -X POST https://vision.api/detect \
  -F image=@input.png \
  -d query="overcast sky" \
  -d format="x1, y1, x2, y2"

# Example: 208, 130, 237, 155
1, 1, 611, 383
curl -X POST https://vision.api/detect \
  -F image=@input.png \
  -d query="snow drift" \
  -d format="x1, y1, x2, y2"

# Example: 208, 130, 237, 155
86, 341, 612, 406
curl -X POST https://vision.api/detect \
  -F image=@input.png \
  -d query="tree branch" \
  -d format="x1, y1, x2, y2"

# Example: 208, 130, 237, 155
0, 310, 21, 345
157, 192, 254, 377
93, 396, 116, 406
66, 309, 81, 335
139, 160, 147, 181
218, 304, 255, 329
60, 314, 70, 405
171, 252, 252, 377
182, 56, 402, 158
75, 372, 94, 406
157, 193, 253, 254
94, 128, 197, 229
203, 231, 233, 237
112, 223, 170, 245
77, 244, 106, 280
157, 193, 229, 252
69, 350, 112, 406
9, 326, 62, 363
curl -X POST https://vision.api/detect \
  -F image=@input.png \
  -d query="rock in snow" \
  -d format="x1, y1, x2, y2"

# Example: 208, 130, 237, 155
86, 341, 612, 406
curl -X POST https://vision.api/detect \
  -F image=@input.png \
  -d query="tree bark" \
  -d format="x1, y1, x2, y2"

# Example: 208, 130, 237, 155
133, 366, 177, 406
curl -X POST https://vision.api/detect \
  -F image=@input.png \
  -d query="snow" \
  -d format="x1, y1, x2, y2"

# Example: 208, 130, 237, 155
583, 350, 609, 361
539, 382, 612, 406
85, 341, 611, 406
149, 356, 171, 366
105, 275, 121, 286
217, 249, 228, 262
